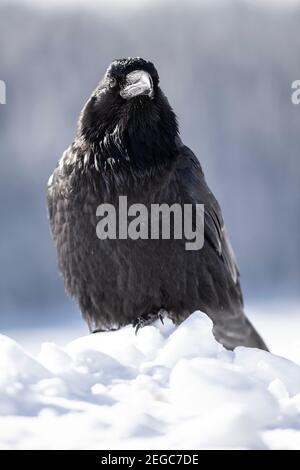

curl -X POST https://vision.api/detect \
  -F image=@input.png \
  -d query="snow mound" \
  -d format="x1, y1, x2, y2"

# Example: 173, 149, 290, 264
1, 311, 300, 449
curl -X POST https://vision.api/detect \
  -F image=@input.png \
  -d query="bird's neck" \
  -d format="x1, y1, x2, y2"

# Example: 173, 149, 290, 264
80, 99, 179, 173
123, 116, 179, 171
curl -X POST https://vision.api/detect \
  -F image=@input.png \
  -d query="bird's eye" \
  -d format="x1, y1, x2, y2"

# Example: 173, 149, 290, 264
109, 77, 117, 88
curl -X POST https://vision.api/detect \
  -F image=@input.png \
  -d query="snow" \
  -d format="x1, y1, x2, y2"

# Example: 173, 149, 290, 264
1, 311, 300, 449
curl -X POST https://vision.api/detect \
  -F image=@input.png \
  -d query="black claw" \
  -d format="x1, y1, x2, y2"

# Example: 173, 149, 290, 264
92, 328, 105, 334
133, 309, 168, 334
134, 315, 149, 335
92, 326, 118, 334
135, 324, 141, 335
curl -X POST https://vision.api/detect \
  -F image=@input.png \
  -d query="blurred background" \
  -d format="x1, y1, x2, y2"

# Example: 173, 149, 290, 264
0, 0, 299, 356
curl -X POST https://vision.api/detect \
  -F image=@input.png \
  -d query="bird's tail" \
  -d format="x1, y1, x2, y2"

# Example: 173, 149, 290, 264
212, 312, 269, 351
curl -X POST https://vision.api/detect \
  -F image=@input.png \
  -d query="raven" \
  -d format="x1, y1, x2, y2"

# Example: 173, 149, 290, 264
47, 57, 267, 350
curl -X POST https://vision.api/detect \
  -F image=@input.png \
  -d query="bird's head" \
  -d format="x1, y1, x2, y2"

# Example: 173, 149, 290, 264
106, 57, 158, 101
78, 58, 178, 168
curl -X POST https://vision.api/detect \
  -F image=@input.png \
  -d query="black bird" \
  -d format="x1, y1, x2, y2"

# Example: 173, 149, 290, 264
47, 57, 268, 350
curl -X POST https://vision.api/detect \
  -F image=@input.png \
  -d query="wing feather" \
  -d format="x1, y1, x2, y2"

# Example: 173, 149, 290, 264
176, 142, 239, 284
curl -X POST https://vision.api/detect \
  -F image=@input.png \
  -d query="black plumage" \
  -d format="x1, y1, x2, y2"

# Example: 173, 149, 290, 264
47, 57, 267, 350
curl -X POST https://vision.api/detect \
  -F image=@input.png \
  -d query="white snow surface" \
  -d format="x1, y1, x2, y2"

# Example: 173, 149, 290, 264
1, 311, 300, 450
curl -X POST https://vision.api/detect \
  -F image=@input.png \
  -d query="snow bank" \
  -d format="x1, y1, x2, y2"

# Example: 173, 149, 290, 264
1, 311, 300, 449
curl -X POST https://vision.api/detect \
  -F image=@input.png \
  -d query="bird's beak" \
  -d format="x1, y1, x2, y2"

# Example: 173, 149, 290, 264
120, 70, 154, 100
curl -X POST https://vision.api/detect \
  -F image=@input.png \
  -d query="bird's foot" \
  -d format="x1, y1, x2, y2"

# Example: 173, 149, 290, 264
92, 328, 106, 334
92, 326, 119, 334
133, 308, 168, 335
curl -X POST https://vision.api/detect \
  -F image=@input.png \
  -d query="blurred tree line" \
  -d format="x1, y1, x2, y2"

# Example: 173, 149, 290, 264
0, 0, 299, 321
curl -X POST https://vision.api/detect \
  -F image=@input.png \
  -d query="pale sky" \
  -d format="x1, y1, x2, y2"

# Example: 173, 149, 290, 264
4, 0, 300, 10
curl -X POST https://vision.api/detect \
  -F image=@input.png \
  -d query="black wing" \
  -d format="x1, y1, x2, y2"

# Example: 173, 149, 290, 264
174, 142, 271, 350
176, 141, 240, 286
